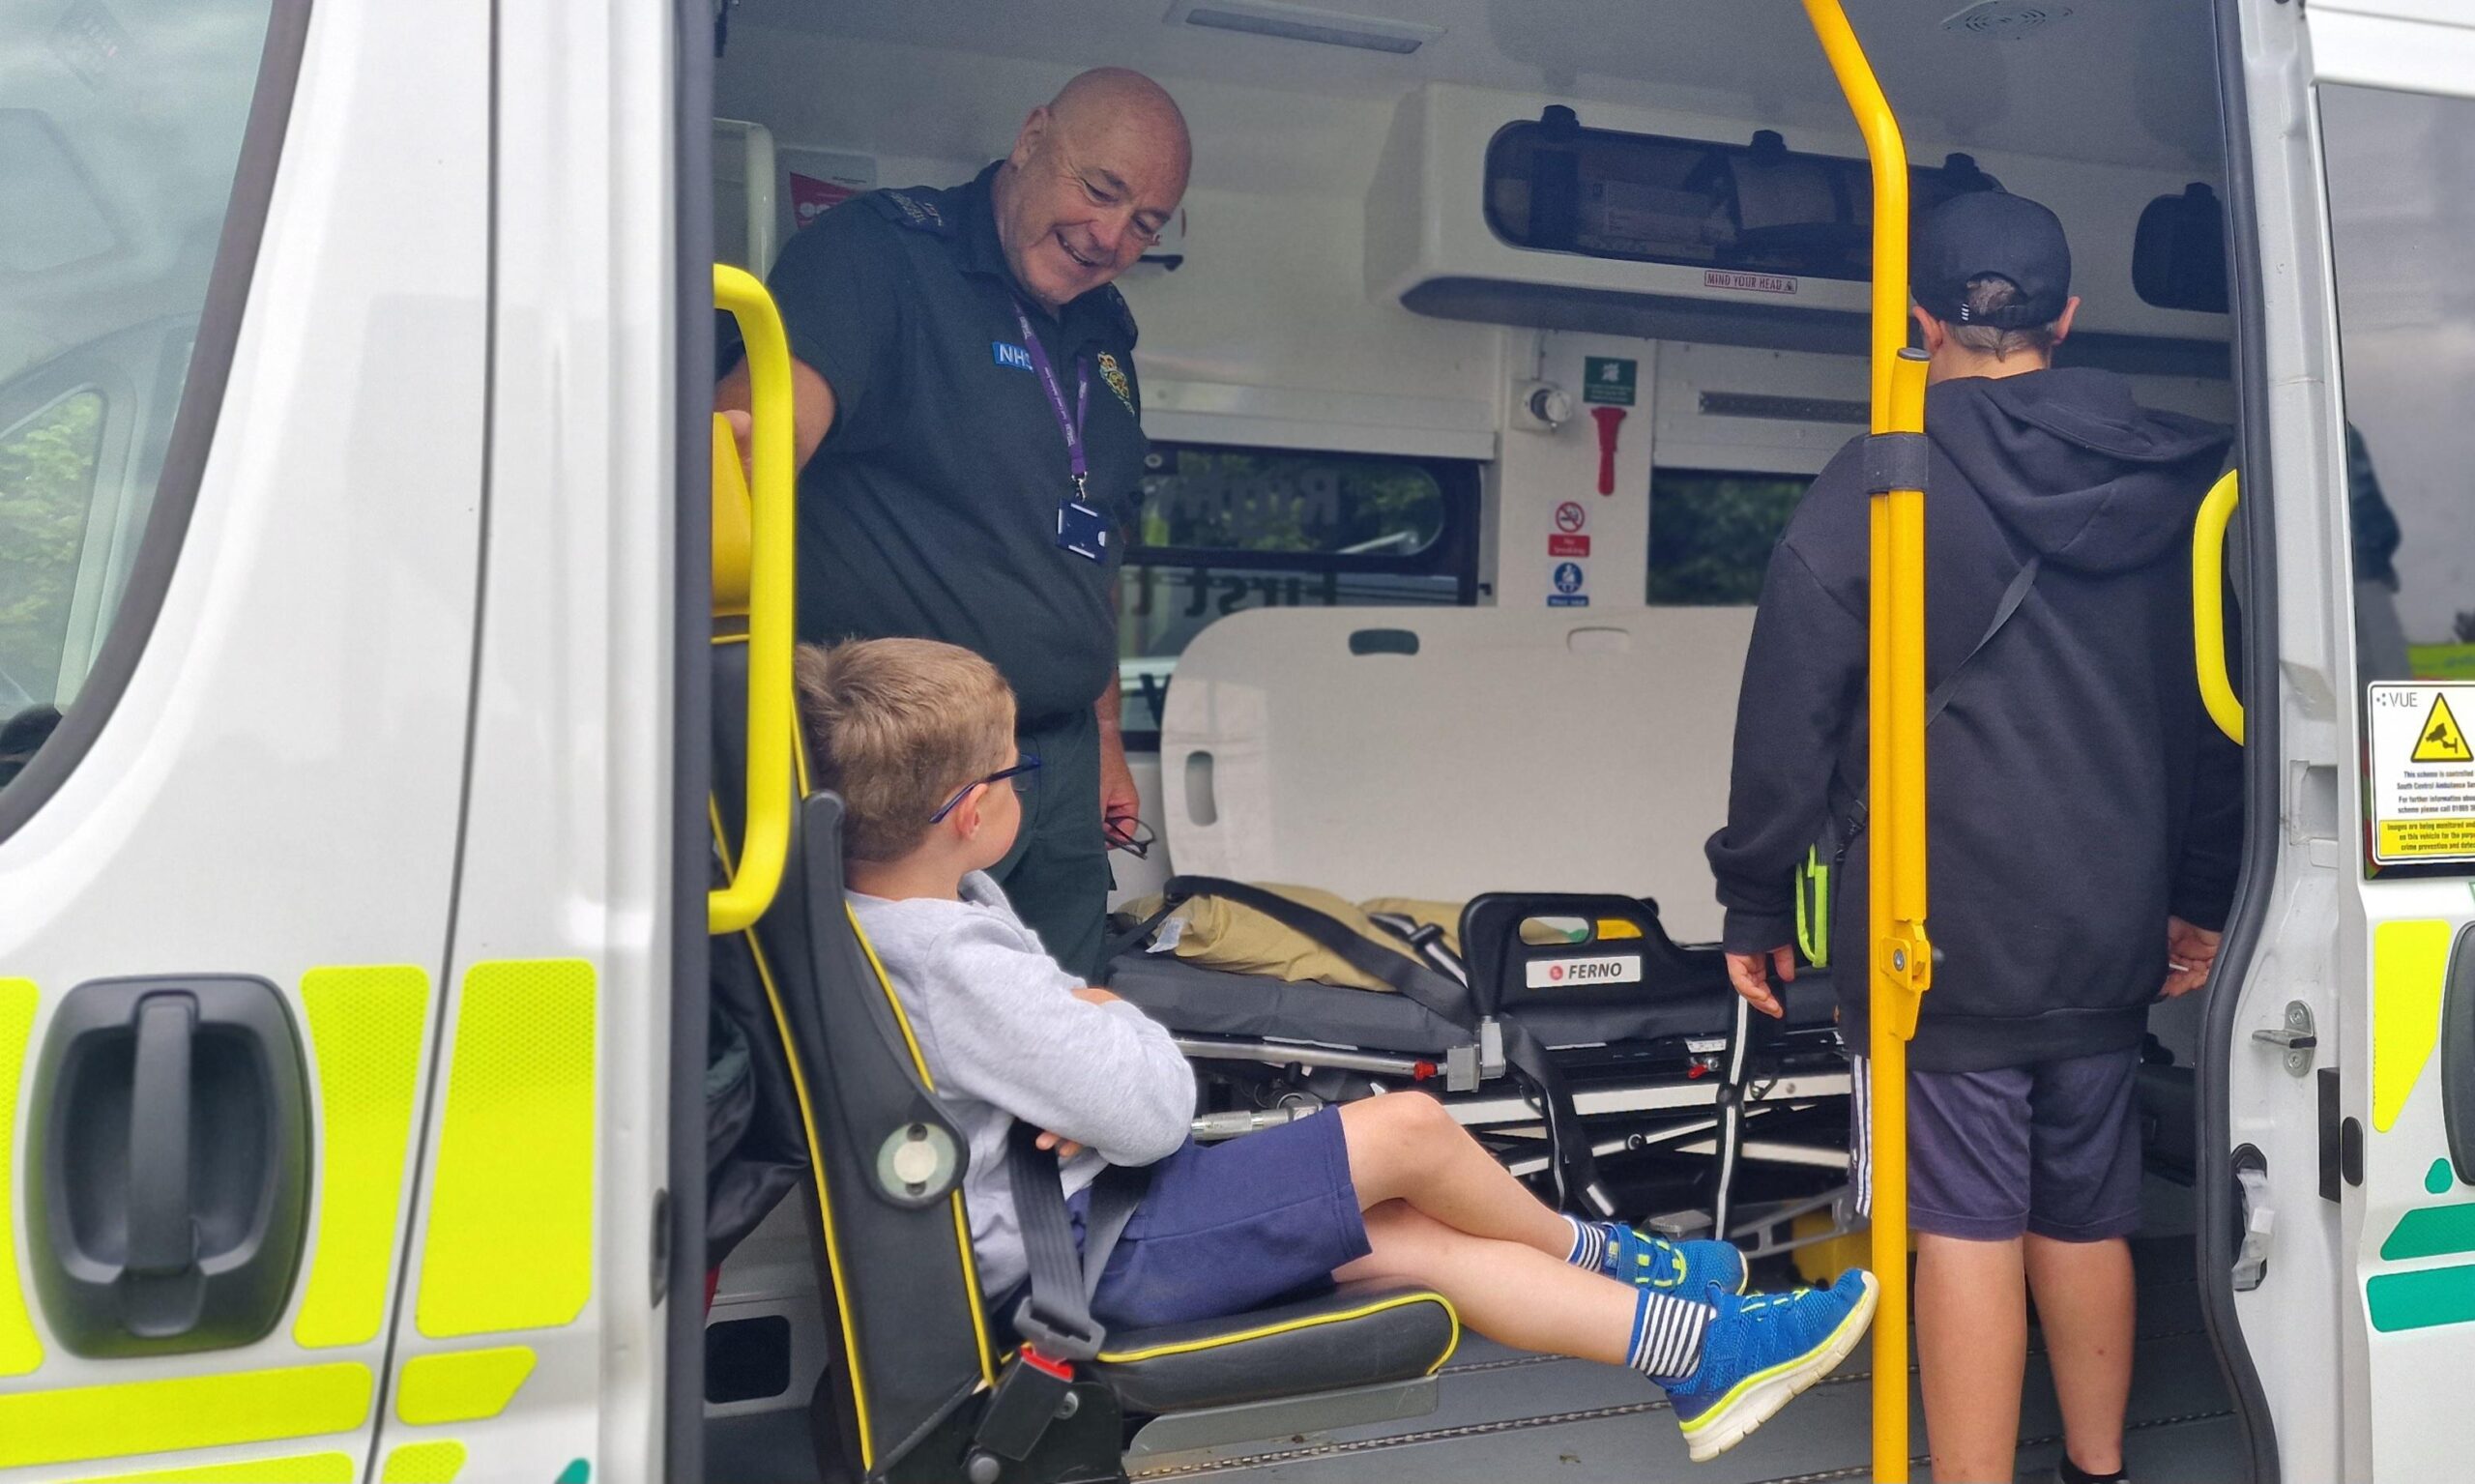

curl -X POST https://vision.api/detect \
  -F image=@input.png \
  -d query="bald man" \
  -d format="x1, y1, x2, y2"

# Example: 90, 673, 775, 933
717, 69, 1190, 979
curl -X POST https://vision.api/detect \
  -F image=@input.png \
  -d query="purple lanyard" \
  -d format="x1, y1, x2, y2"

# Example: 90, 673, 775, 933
1010, 300, 1091, 497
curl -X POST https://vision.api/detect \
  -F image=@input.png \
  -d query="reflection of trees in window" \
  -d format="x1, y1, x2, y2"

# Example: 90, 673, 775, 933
1139, 450, 1445, 556
0, 392, 105, 705
1647, 470, 1806, 605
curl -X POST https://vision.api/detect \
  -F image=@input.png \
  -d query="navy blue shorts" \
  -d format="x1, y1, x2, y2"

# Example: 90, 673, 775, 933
1851, 1048, 2143, 1243
1074, 1109, 1372, 1332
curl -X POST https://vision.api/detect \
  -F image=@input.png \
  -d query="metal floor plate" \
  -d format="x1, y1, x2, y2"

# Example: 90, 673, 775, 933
1126, 1234, 2235, 1484
707, 1206, 2242, 1483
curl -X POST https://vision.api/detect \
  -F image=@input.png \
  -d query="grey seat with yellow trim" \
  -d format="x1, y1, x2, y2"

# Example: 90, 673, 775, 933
705, 443, 1460, 1482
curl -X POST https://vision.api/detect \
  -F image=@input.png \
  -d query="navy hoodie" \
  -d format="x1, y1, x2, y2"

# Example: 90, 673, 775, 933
1705, 366, 2243, 1073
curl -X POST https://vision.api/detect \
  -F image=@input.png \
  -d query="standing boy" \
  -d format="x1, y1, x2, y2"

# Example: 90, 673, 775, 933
1706, 191, 2243, 1483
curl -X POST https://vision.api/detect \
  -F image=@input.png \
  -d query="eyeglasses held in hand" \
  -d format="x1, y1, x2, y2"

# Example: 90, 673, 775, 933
928, 751, 1041, 824
1105, 817, 1157, 858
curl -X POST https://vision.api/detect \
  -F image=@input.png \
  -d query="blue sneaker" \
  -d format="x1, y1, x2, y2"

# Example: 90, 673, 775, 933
1603, 1221, 1747, 1297
1665, 1269, 1879, 1463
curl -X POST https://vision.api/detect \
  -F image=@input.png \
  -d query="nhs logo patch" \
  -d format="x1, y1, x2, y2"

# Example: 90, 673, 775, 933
992, 341, 1034, 371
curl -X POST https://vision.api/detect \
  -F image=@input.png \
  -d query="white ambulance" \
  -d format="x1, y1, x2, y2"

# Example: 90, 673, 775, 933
1, 0, 2471, 1480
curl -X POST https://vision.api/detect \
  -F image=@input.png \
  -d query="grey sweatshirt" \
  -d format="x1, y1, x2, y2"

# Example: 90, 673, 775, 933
849, 871, 1197, 1298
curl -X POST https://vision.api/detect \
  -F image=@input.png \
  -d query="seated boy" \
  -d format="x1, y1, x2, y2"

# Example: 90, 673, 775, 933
799, 636, 1878, 1463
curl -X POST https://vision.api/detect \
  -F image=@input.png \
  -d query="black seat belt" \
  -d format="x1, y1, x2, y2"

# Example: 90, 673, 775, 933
1005, 1121, 1150, 1355
972, 1125, 1153, 1467
1121, 876, 1616, 1216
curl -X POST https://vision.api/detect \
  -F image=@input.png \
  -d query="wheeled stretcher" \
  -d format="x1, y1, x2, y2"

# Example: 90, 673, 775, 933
1100, 599, 1883, 1249
1106, 875, 1858, 1252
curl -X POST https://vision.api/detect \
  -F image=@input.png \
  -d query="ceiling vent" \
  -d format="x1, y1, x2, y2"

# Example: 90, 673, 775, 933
1166, 0, 1444, 56
1941, 2, 2075, 40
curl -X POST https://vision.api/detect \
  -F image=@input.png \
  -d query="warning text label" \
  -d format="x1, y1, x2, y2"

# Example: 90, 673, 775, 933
2371, 684, 2475, 866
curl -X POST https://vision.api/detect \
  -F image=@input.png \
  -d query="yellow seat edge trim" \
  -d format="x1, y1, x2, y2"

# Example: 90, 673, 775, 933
843, 905, 1000, 1378
1093, 1292, 1463, 1370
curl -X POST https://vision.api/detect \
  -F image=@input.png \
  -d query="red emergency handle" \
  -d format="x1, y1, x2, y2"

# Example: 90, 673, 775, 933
1590, 405, 1626, 495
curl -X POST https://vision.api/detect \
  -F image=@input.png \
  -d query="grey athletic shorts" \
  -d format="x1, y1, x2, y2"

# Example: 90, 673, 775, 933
1849, 1047, 2144, 1243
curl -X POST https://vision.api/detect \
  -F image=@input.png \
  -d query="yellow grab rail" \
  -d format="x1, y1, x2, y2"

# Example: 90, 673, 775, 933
1801, 2, 1926, 1477
710, 264, 798, 935
2194, 470, 2244, 745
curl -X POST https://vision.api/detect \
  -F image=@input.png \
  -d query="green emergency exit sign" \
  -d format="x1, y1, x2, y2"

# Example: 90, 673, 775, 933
1583, 356, 1637, 406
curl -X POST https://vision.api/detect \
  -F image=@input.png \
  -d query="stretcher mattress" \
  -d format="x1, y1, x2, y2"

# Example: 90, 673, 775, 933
1107, 948, 1840, 1051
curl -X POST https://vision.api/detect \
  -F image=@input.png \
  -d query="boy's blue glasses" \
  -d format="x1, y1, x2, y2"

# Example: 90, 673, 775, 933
927, 751, 1042, 824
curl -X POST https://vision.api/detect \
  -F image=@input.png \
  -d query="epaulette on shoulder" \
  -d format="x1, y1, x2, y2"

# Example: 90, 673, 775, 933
1098, 284, 1139, 345
864, 188, 952, 236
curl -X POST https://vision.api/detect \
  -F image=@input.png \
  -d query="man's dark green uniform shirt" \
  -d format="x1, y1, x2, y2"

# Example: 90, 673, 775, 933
767, 162, 1148, 721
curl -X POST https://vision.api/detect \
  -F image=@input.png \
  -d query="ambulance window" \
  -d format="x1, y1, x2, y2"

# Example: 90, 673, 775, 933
1646, 469, 1807, 605
1117, 443, 1480, 742
0, 392, 106, 728
0, 0, 295, 816
2319, 84, 2475, 876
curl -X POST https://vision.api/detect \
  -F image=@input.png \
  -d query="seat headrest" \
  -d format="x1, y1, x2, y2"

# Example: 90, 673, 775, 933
712, 411, 753, 620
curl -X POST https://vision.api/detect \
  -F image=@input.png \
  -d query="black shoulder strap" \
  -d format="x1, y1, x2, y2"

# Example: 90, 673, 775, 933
1830, 554, 2041, 845
1120, 876, 1613, 1214
1926, 553, 2041, 727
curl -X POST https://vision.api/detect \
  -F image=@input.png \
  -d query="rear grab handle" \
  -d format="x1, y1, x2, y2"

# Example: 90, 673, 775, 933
2193, 469, 2244, 746
711, 264, 798, 935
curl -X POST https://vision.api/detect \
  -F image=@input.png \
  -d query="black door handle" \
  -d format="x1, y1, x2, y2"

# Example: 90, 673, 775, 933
125, 993, 202, 1334
30, 975, 308, 1357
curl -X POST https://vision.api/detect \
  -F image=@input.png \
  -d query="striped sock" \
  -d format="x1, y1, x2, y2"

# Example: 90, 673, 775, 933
1562, 1214, 1610, 1271
1625, 1283, 1714, 1382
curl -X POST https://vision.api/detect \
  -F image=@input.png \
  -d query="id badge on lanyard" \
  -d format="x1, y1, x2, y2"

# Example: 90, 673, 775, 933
1012, 300, 1108, 564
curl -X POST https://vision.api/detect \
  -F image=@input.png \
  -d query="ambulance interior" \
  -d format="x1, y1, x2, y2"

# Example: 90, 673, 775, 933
701, 2, 2252, 1477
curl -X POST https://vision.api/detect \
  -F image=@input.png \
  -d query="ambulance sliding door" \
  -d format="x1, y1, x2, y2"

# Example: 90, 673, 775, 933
361, 0, 685, 1472
0, 2, 491, 1478
2299, 5, 2475, 1481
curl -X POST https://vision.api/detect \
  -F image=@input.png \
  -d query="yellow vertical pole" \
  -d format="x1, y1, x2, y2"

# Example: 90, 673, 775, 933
1799, 4, 1933, 1479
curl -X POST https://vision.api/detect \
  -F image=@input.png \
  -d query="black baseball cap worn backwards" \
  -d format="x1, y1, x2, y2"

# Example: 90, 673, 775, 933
1912, 189, 2072, 329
